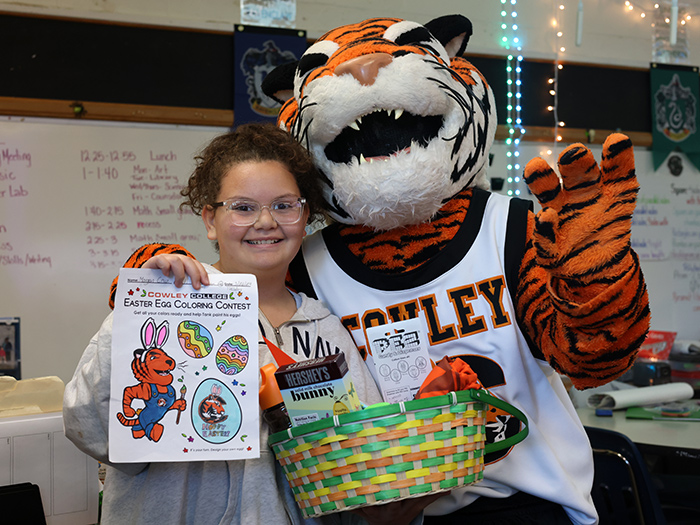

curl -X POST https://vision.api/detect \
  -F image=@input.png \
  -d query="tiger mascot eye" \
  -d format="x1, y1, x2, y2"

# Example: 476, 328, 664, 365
113, 14, 650, 523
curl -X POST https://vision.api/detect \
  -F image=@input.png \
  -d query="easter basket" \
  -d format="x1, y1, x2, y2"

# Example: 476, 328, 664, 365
268, 389, 528, 518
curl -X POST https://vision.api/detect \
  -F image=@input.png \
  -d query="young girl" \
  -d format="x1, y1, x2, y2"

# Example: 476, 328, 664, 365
63, 123, 383, 525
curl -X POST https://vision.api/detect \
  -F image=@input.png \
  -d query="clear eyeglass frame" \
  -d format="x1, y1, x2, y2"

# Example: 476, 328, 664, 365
210, 197, 306, 226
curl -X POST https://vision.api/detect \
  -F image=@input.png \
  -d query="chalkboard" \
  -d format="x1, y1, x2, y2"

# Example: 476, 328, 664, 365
0, 117, 222, 382
489, 141, 700, 342
1, 13, 653, 133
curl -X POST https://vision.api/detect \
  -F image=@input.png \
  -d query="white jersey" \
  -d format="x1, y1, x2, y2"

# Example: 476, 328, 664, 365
299, 190, 597, 525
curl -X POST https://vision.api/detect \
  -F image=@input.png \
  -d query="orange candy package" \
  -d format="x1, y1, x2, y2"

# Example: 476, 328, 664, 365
416, 356, 480, 399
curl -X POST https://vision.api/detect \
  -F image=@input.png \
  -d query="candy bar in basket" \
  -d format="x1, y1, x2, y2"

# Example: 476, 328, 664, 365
274, 353, 363, 426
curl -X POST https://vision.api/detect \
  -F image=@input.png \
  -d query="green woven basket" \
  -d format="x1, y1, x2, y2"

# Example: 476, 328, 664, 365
269, 389, 528, 518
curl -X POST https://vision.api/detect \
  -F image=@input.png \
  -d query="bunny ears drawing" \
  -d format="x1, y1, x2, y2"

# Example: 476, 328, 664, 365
135, 317, 169, 362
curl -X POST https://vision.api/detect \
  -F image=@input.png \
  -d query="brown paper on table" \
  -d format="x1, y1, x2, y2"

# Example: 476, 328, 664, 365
0, 376, 65, 417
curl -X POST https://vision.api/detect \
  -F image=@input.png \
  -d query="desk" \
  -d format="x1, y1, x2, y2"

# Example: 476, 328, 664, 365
576, 407, 699, 451
577, 406, 700, 479
578, 406, 700, 521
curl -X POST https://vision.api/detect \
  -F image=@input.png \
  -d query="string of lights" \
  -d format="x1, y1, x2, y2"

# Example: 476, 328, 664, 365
624, 1, 695, 62
550, 4, 567, 148
623, 1, 696, 24
535, 2, 696, 169
537, 2, 570, 166
542, 1, 694, 162
500, 0, 525, 197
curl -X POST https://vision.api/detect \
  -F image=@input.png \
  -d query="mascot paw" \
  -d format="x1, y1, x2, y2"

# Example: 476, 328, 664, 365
523, 133, 638, 284
109, 243, 193, 309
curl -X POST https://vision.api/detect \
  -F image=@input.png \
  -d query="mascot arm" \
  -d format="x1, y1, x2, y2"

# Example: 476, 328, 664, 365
517, 134, 650, 390
108, 243, 197, 309
108, 243, 293, 309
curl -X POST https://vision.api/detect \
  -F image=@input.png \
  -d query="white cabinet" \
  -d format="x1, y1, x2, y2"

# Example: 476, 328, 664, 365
0, 412, 99, 525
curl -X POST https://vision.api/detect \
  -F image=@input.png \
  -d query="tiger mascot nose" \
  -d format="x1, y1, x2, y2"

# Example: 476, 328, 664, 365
334, 53, 393, 86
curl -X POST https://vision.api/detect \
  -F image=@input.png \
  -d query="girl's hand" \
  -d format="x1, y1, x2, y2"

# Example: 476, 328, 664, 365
142, 254, 210, 289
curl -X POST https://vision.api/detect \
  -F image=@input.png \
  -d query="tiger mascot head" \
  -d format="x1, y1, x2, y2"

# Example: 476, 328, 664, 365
262, 15, 496, 230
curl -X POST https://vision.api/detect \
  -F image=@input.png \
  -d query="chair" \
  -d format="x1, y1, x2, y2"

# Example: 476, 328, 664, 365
0, 482, 47, 524
585, 426, 666, 525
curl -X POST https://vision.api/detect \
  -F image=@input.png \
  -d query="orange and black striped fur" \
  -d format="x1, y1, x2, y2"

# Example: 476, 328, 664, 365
265, 16, 496, 230
109, 243, 196, 309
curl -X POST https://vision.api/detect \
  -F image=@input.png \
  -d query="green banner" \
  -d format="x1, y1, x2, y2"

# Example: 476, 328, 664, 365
650, 63, 700, 170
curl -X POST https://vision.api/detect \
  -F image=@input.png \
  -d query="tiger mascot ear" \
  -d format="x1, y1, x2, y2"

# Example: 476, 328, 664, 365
260, 14, 474, 106
262, 60, 298, 105
424, 14, 473, 58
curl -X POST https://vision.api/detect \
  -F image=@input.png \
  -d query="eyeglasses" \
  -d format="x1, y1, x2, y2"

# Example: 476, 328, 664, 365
210, 197, 306, 226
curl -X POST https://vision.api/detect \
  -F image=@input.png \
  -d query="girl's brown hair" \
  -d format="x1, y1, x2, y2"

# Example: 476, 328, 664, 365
181, 122, 325, 225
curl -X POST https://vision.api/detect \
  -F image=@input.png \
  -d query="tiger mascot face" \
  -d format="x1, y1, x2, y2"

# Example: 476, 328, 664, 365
263, 15, 496, 230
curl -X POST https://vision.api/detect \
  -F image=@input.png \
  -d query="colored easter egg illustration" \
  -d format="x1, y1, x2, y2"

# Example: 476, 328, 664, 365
215, 335, 249, 375
177, 320, 213, 358
191, 378, 241, 444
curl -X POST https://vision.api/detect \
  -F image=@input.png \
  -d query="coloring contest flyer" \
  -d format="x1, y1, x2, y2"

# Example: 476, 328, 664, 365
109, 268, 259, 462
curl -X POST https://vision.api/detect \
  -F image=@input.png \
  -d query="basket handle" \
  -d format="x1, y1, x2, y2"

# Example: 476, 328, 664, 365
468, 389, 529, 454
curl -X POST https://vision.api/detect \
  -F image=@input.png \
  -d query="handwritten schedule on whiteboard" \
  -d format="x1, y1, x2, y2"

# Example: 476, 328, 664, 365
487, 142, 700, 342
633, 183, 700, 263
78, 146, 203, 270
0, 118, 222, 381
633, 161, 700, 339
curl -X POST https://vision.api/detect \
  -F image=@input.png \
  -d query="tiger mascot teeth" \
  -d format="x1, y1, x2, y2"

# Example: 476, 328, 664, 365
263, 16, 494, 230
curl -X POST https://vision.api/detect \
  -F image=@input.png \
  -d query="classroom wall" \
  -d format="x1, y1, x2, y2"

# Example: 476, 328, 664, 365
0, 0, 698, 68
0, 118, 223, 383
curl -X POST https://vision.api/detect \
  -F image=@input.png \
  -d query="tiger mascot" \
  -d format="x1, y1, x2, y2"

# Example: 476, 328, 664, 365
111, 15, 649, 524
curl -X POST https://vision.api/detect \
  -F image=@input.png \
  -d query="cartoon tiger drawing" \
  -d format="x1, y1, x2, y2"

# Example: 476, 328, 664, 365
198, 384, 228, 424
116, 318, 187, 442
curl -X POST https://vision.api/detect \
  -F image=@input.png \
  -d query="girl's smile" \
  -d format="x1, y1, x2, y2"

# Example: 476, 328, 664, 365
202, 160, 309, 281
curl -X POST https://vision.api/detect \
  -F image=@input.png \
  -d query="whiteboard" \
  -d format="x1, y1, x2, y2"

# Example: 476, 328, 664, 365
490, 140, 700, 343
628, 148, 700, 342
0, 118, 223, 383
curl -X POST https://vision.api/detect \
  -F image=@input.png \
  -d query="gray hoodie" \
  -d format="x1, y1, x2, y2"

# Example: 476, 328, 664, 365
63, 265, 383, 525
